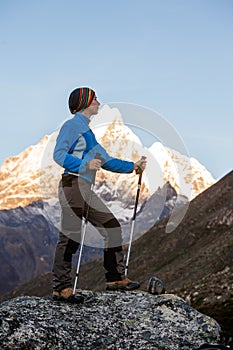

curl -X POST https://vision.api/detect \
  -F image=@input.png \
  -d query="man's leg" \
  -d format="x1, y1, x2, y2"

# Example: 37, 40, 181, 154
52, 175, 88, 302
87, 193, 140, 290
52, 231, 79, 292
102, 218, 140, 290
102, 218, 125, 282
52, 206, 84, 303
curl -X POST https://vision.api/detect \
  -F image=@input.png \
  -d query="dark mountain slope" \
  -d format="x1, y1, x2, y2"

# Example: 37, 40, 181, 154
79, 171, 233, 293
0, 204, 58, 295
0, 200, 102, 295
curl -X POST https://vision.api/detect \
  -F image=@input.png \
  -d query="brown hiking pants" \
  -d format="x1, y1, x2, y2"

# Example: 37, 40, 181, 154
52, 174, 125, 291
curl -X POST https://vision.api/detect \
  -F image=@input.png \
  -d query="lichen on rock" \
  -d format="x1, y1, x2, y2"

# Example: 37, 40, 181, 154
0, 291, 220, 350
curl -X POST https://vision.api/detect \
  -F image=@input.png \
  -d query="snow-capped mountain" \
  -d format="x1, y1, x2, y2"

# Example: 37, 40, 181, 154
147, 142, 215, 198
0, 105, 215, 211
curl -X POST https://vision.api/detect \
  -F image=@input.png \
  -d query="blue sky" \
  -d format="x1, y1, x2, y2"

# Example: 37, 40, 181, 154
0, 0, 232, 179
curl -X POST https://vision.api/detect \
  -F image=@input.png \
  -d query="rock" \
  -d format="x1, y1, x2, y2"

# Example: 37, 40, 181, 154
0, 292, 220, 350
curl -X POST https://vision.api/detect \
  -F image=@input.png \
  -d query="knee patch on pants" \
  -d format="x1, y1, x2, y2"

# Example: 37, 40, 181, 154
103, 218, 122, 248
61, 207, 82, 233
103, 218, 120, 229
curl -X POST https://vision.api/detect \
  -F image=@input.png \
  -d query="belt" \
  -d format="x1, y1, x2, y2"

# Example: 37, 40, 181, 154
62, 172, 79, 177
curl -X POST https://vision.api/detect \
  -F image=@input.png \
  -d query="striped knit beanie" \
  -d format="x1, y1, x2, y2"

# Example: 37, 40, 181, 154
68, 87, 95, 114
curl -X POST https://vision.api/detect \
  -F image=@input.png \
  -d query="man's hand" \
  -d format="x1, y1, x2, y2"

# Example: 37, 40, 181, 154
134, 156, 147, 174
88, 158, 102, 171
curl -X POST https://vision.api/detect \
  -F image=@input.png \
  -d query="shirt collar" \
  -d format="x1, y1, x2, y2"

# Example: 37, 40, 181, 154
74, 112, 90, 124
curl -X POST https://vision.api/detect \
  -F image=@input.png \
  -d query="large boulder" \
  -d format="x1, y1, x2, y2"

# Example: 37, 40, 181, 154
0, 292, 220, 350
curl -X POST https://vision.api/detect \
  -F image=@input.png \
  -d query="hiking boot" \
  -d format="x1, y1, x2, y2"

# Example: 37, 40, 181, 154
52, 288, 84, 304
105, 278, 140, 291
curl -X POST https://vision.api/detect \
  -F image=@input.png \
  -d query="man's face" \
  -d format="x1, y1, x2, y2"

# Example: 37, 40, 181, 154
88, 95, 100, 115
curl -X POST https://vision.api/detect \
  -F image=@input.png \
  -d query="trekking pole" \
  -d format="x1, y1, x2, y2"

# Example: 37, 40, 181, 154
125, 156, 146, 278
73, 152, 102, 295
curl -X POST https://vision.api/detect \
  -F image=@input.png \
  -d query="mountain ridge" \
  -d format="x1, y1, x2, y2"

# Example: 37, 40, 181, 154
0, 105, 215, 210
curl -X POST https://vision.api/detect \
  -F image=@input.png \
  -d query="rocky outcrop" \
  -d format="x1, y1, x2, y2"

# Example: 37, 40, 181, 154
0, 292, 220, 350
174, 265, 233, 346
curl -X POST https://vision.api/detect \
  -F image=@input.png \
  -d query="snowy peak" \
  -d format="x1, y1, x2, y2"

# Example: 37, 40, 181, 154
0, 136, 52, 209
94, 112, 150, 208
148, 142, 215, 199
0, 105, 215, 210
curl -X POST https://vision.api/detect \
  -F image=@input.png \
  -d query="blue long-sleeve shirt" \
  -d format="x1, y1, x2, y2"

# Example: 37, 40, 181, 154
53, 112, 134, 183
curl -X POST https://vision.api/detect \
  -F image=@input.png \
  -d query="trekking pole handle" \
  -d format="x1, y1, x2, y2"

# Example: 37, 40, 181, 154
135, 155, 147, 176
140, 155, 147, 173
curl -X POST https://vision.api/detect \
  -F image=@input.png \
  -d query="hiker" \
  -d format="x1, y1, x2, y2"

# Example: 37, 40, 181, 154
52, 87, 147, 303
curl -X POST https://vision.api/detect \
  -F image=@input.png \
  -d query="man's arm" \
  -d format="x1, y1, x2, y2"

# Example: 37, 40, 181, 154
53, 123, 85, 173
